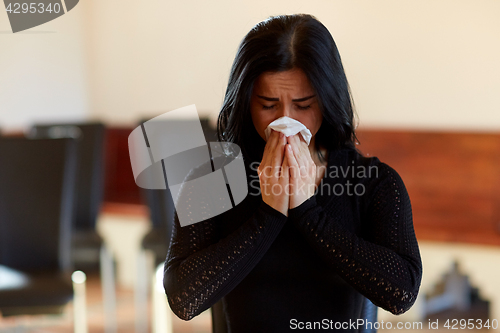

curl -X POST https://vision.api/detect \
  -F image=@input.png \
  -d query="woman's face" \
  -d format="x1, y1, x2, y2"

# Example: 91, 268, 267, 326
250, 68, 323, 144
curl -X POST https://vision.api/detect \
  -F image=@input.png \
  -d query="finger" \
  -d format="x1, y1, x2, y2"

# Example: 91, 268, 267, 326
271, 132, 286, 169
290, 132, 305, 143
288, 134, 302, 153
285, 144, 300, 180
263, 129, 278, 156
281, 148, 289, 180
287, 135, 306, 169
291, 135, 315, 181
295, 134, 310, 157
261, 130, 282, 171
269, 128, 280, 143
300, 139, 313, 162
293, 134, 314, 166
264, 129, 281, 153
272, 131, 286, 151
289, 133, 307, 148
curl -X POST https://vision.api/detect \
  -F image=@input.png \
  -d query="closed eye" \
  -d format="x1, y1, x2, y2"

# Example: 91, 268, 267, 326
260, 104, 311, 110
296, 104, 311, 110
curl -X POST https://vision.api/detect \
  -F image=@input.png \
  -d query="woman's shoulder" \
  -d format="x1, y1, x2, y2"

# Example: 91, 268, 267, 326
327, 146, 392, 172
327, 147, 406, 191
325, 147, 411, 219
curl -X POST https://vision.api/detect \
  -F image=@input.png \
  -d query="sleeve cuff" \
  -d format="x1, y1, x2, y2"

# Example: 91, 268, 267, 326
259, 200, 288, 219
288, 196, 317, 221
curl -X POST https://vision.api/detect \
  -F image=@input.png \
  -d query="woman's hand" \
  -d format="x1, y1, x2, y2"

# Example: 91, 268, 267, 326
257, 130, 289, 216
285, 134, 317, 209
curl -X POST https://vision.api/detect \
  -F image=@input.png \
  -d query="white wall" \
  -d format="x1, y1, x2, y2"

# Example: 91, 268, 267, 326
1, 1, 499, 131
0, 3, 89, 131
80, 0, 500, 130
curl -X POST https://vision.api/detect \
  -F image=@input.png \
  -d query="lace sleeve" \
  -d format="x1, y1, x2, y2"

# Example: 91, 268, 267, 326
163, 169, 287, 320
288, 163, 422, 315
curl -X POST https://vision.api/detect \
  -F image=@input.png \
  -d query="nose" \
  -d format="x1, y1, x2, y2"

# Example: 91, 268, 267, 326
277, 102, 292, 118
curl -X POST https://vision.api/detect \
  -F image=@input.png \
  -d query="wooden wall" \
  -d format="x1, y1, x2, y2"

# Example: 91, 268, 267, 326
102, 127, 500, 246
104, 127, 142, 205
356, 130, 500, 246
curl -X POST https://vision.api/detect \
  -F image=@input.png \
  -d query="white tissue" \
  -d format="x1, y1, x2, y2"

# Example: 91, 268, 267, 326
264, 116, 312, 145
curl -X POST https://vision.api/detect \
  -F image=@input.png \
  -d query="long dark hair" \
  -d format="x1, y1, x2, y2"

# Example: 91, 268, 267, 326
217, 14, 358, 166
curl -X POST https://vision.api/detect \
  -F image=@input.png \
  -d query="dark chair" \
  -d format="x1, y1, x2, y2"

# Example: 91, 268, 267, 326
28, 123, 105, 267
28, 122, 117, 333
210, 296, 378, 332
0, 137, 86, 330
360, 297, 378, 333
135, 188, 175, 333
211, 300, 228, 333
140, 189, 175, 267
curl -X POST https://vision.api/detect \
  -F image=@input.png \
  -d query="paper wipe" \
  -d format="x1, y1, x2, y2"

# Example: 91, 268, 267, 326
264, 116, 312, 145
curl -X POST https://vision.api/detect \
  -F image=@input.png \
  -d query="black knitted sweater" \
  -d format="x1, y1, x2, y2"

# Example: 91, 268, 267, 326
164, 147, 422, 332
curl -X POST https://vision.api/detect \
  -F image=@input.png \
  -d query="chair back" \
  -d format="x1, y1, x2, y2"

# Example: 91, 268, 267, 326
29, 123, 105, 232
0, 137, 78, 272
142, 188, 175, 237
360, 297, 378, 333
211, 299, 228, 333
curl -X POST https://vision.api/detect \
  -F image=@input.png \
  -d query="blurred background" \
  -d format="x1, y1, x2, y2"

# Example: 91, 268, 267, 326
1, 0, 499, 332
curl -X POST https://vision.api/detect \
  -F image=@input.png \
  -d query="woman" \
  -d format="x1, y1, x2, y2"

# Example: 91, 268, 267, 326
164, 14, 422, 332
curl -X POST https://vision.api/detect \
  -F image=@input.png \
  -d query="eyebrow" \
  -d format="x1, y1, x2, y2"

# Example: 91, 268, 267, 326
256, 95, 316, 102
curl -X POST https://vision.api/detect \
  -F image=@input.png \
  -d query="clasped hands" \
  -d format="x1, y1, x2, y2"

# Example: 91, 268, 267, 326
257, 130, 319, 216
